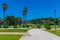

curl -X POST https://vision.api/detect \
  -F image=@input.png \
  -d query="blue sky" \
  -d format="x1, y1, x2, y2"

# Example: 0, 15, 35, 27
0, 0, 60, 20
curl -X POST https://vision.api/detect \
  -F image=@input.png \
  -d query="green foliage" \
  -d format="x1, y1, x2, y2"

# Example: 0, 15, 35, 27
23, 24, 25, 27
0, 34, 22, 40
47, 30, 60, 36
0, 26, 1, 28
4, 25, 8, 28
58, 23, 60, 27
6, 16, 22, 26
0, 29, 28, 32
26, 25, 29, 28
19, 25, 21, 27
23, 24, 29, 28
37, 24, 41, 28
45, 24, 51, 30
14, 25, 17, 28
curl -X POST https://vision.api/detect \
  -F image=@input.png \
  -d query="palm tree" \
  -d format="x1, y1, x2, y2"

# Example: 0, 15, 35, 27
2, 3, 7, 27
54, 10, 56, 32
22, 7, 28, 24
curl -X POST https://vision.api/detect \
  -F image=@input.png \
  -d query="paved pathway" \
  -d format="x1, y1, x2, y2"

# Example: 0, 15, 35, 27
19, 29, 60, 40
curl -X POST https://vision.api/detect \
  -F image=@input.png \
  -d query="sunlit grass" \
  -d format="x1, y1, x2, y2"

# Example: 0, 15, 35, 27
0, 34, 22, 40
0, 29, 28, 32
47, 30, 60, 36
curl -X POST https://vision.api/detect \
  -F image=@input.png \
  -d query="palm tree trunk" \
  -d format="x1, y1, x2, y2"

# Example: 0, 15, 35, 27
54, 13, 56, 32
23, 14, 26, 24
3, 10, 5, 28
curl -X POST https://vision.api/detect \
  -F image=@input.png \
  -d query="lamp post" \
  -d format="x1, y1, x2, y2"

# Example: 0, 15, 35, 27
2, 3, 7, 27
54, 10, 56, 32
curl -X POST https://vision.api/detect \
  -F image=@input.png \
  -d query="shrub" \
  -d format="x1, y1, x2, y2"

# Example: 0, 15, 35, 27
14, 25, 17, 28
4, 25, 8, 28
23, 24, 29, 28
37, 24, 41, 28
26, 25, 29, 28
45, 24, 51, 30
0, 26, 1, 28
19, 25, 21, 27
23, 24, 25, 27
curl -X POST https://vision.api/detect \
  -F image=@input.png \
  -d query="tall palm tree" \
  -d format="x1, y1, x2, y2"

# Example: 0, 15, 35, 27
2, 3, 7, 27
54, 10, 56, 32
22, 7, 28, 24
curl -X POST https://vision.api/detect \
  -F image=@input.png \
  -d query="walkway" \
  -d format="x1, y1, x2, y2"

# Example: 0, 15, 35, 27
19, 29, 60, 40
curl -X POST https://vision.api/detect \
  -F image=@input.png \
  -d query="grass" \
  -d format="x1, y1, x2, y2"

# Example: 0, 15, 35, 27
0, 34, 22, 40
28, 24, 60, 28
0, 29, 28, 32
50, 25, 60, 28
47, 30, 60, 36
27, 24, 41, 28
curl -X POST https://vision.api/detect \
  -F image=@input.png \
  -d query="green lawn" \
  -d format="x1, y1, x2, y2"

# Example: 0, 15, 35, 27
47, 30, 60, 36
0, 34, 22, 40
28, 24, 41, 28
50, 25, 60, 28
0, 29, 28, 32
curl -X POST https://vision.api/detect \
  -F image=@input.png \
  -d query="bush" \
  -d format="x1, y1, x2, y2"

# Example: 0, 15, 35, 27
4, 25, 8, 28
14, 25, 17, 28
26, 25, 29, 28
45, 24, 51, 30
0, 26, 1, 28
37, 24, 41, 28
23, 24, 25, 27
23, 24, 29, 28
19, 25, 21, 27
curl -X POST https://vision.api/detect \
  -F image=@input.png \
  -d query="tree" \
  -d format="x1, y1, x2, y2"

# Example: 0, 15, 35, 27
49, 17, 55, 25
30, 19, 36, 24
54, 10, 56, 32
2, 3, 7, 27
22, 7, 28, 24
6, 16, 15, 26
